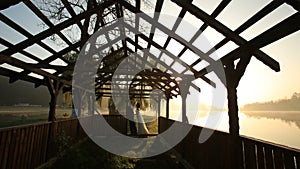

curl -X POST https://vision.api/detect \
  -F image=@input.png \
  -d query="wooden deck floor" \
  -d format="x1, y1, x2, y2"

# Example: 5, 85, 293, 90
39, 138, 189, 169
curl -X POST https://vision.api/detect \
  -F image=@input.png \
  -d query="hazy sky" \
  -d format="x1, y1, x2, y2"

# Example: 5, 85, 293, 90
0, 0, 299, 107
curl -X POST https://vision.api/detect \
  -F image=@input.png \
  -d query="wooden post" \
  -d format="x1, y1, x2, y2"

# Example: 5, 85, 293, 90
165, 91, 171, 119
157, 96, 161, 117
87, 94, 95, 115
181, 95, 188, 123
224, 55, 251, 169
178, 77, 192, 123
46, 78, 62, 122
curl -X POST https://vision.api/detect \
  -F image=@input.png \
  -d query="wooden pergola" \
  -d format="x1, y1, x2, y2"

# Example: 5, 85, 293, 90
0, 0, 299, 167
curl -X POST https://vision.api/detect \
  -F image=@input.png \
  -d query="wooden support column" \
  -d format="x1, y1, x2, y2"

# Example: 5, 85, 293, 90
178, 77, 192, 123
165, 91, 171, 119
224, 54, 252, 168
87, 94, 95, 115
181, 96, 188, 123
157, 96, 161, 117
46, 77, 63, 122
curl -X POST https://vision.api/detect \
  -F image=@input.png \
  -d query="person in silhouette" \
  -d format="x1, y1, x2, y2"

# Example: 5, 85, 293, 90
135, 102, 149, 135
127, 102, 137, 135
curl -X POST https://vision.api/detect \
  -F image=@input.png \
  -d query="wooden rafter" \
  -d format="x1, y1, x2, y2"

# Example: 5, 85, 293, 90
171, 0, 281, 72
0, 0, 297, 112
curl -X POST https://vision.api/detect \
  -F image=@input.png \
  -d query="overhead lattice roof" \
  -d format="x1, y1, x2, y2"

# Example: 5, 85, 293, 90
0, 0, 299, 99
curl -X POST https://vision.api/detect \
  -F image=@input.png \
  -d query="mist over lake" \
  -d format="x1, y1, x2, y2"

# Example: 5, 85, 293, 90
165, 110, 300, 150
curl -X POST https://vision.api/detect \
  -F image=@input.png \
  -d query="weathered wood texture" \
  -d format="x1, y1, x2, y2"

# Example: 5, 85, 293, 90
159, 117, 300, 169
0, 115, 127, 169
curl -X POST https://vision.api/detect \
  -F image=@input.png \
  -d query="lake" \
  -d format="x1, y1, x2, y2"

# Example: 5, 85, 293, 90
164, 110, 300, 150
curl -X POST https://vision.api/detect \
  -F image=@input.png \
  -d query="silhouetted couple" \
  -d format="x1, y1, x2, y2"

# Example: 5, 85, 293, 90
127, 102, 149, 135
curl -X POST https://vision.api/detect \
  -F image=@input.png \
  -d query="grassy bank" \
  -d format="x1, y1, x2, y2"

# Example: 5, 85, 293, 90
0, 106, 71, 128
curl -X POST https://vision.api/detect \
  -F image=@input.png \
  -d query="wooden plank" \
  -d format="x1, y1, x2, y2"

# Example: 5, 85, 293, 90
23, 126, 33, 169
21, 128, 28, 169
12, 129, 19, 169
27, 126, 36, 169
7, 129, 19, 169
265, 147, 274, 169
15, 128, 26, 169
256, 143, 265, 169
1, 130, 12, 169
273, 149, 284, 169
296, 155, 300, 169
31, 125, 41, 169
283, 151, 296, 169
0, 131, 7, 167
51, 122, 59, 157
37, 124, 45, 165
32, 125, 40, 168
42, 124, 49, 163
41, 124, 49, 164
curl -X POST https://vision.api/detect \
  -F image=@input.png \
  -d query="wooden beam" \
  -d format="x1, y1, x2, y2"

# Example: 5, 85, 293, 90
61, 0, 86, 36
117, 1, 216, 88
95, 55, 180, 97
171, 0, 280, 72
23, 0, 74, 47
126, 33, 214, 88
0, 0, 21, 10
205, 0, 281, 55
39, 40, 83, 65
0, 13, 57, 54
2, 0, 116, 56
221, 12, 300, 68
285, 0, 300, 12
175, 0, 231, 61
235, 0, 284, 34
196, 14, 300, 78
244, 13, 300, 51
119, 0, 216, 64
147, 0, 164, 48
0, 53, 72, 86
0, 37, 43, 63
0, 67, 45, 85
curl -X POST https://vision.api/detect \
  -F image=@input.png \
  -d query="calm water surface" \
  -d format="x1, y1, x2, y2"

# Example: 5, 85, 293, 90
167, 110, 300, 150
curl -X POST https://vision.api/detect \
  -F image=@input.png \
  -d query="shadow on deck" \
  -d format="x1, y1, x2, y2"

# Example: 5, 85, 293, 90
38, 138, 188, 169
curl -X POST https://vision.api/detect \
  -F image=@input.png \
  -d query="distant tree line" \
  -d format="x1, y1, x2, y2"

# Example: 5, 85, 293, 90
242, 92, 300, 111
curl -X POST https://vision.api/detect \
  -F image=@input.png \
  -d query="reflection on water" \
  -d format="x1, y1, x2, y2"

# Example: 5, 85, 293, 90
240, 111, 300, 150
170, 111, 300, 150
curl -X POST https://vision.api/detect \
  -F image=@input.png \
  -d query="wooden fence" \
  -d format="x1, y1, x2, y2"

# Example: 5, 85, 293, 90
0, 115, 127, 169
159, 117, 300, 169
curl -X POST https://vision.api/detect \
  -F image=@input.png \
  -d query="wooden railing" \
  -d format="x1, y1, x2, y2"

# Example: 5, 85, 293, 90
242, 136, 299, 169
159, 117, 300, 169
0, 115, 127, 169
